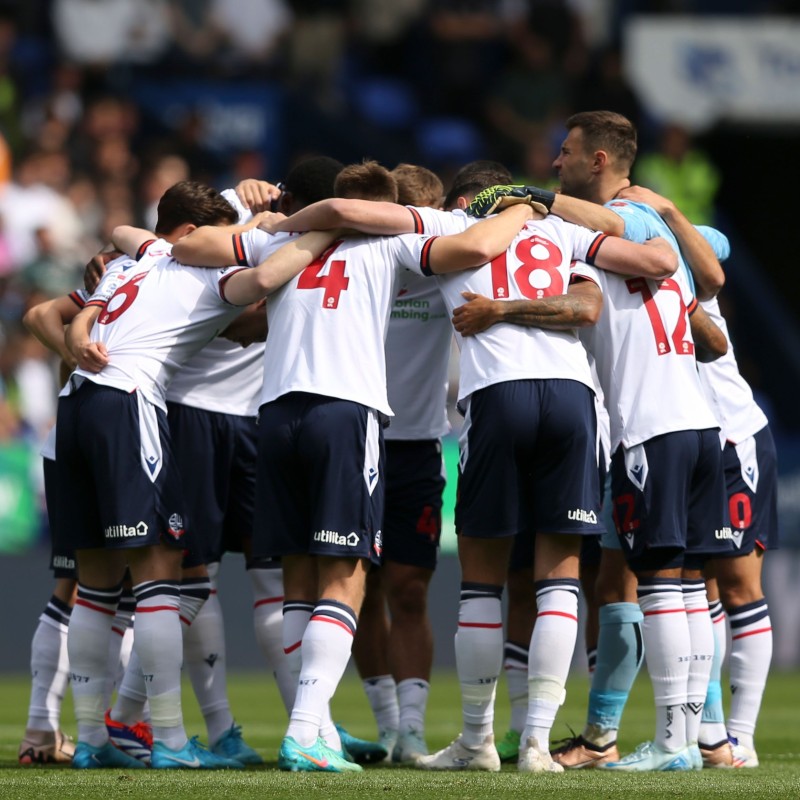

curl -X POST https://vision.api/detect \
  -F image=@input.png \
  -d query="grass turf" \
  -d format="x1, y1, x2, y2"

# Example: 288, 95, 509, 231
1, 669, 798, 799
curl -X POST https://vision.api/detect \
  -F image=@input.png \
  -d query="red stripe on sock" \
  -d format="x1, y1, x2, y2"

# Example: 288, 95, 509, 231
284, 640, 301, 655
732, 626, 772, 640
75, 598, 116, 616
310, 615, 355, 636
643, 608, 685, 616
136, 605, 180, 613
686, 608, 710, 614
538, 610, 578, 622
713, 615, 727, 624
254, 596, 283, 608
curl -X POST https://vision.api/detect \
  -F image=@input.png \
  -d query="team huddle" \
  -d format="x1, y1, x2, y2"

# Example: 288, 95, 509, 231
18, 111, 777, 774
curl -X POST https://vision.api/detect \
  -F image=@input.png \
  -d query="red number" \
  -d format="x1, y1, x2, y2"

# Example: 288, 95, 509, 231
490, 235, 564, 300
297, 253, 349, 309
98, 273, 146, 324
416, 505, 441, 542
729, 492, 752, 529
626, 277, 694, 356
612, 493, 640, 533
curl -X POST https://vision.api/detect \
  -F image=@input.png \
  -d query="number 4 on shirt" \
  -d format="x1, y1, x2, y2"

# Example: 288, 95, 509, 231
298, 244, 349, 309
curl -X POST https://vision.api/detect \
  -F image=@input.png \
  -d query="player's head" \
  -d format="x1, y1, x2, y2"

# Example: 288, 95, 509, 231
155, 181, 238, 235
334, 160, 399, 203
554, 111, 637, 201
391, 163, 444, 209
279, 155, 344, 215
443, 160, 513, 211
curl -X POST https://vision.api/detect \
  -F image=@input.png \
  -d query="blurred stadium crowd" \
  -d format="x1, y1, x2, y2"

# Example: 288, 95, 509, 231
0, 0, 797, 549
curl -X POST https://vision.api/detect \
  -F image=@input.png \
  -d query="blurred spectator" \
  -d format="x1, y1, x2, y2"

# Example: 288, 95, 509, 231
484, 11, 570, 170
208, 0, 293, 75
633, 123, 720, 225
513, 131, 560, 189
19, 226, 84, 298
167, 0, 224, 72
51, 0, 171, 68
420, 1, 510, 121
0, 149, 84, 270
571, 46, 644, 134
285, 0, 348, 108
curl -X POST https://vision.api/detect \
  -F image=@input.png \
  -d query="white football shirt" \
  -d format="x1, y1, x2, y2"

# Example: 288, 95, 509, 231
239, 229, 400, 415
398, 215, 608, 403
575, 263, 719, 450
697, 296, 768, 444
61, 239, 244, 412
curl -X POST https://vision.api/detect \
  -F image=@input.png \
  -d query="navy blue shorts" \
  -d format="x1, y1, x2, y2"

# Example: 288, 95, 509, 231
253, 392, 384, 563
53, 380, 188, 554
167, 402, 257, 568
610, 428, 730, 571
718, 425, 779, 556
456, 379, 603, 540
43, 457, 76, 578
382, 439, 444, 571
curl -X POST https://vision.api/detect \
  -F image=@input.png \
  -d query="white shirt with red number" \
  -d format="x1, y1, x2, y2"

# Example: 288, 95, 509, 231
239, 228, 399, 415
575, 263, 719, 451
60, 238, 244, 412
697, 296, 768, 444
397, 215, 607, 404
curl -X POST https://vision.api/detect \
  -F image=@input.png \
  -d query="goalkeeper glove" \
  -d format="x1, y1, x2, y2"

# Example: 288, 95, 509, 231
466, 184, 556, 218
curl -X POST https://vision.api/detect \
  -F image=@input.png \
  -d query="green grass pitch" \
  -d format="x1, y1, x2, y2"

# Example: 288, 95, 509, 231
1, 669, 798, 799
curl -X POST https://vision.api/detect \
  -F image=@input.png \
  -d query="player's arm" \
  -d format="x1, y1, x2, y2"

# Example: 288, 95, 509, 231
23, 294, 84, 368
468, 185, 625, 236
65, 305, 108, 373
689, 302, 727, 362
111, 226, 158, 259
593, 235, 677, 279
452, 279, 602, 336
550, 193, 625, 237
222, 229, 341, 306
171, 212, 281, 267
618, 185, 725, 300
264, 198, 418, 235
421, 204, 538, 274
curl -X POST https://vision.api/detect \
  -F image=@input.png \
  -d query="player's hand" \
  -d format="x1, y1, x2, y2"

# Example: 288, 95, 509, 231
467, 185, 552, 218
235, 180, 283, 213
83, 250, 123, 292
254, 210, 288, 233
452, 291, 502, 336
617, 185, 674, 216
74, 341, 109, 373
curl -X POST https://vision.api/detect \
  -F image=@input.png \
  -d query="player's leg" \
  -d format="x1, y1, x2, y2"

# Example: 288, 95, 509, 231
518, 378, 602, 773
20, 456, 78, 765
381, 439, 443, 762
716, 549, 771, 766
496, 564, 535, 763
385, 561, 436, 762
519, 532, 581, 773
698, 572, 731, 765
348, 568, 397, 761
248, 559, 294, 711
554, 546, 641, 768
713, 427, 778, 768
416, 535, 509, 772
267, 396, 381, 773
19, 576, 77, 765
600, 435, 698, 772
